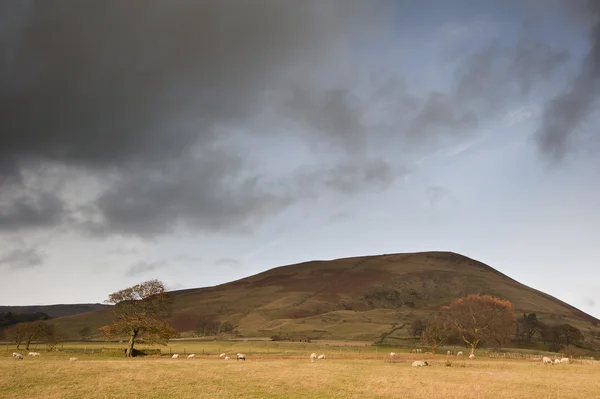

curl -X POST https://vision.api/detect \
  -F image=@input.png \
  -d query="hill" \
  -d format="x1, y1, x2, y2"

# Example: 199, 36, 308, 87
45, 252, 600, 342
0, 304, 108, 319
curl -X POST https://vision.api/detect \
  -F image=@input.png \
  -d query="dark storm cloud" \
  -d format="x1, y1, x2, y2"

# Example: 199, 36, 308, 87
0, 247, 43, 269
535, 1, 600, 160
0, 0, 386, 174
0, 0, 396, 236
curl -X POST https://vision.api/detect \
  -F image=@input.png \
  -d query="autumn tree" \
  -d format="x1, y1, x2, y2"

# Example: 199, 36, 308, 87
421, 315, 452, 354
442, 294, 516, 355
99, 280, 178, 357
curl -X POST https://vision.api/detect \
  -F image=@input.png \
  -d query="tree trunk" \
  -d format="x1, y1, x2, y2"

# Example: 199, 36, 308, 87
470, 341, 478, 355
125, 329, 138, 357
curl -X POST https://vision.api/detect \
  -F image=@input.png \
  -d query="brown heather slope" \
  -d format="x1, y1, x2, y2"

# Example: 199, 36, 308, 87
46, 252, 600, 341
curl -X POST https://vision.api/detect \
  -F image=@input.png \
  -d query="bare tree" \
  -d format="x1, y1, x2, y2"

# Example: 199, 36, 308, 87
442, 294, 516, 355
421, 315, 451, 354
99, 279, 178, 357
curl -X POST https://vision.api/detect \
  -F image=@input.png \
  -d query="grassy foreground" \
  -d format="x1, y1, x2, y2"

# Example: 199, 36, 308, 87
1, 344, 599, 399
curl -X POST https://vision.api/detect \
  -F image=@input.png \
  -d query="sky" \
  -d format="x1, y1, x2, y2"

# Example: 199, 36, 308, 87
0, 1, 599, 317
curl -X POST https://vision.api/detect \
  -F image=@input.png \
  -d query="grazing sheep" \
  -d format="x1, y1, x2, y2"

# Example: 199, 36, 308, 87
560, 357, 570, 364
219, 353, 226, 359
224, 356, 230, 360
28, 352, 41, 357
447, 350, 452, 356
412, 360, 429, 367
310, 353, 317, 362
187, 354, 195, 359
12, 352, 20, 358
70, 357, 78, 362
237, 353, 246, 361
457, 351, 463, 356
172, 354, 179, 359
318, 354, 326, 360
390, 352, 397, 357
542, 356, 553, 365
14, 353, 23, 360
468, 354, 475, 360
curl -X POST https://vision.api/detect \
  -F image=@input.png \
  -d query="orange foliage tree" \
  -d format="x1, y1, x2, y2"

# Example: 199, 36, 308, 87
441, 294, 516, 355
99, 280, 178, 357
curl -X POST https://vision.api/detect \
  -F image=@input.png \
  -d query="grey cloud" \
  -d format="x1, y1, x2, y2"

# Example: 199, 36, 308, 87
0, 1, 395, 236
584, 297, 596, 307
126, 260, 167, 277
0, 248, 43, 269
408, 92, 478, 138
534, 1, 600, 160
90, 150, 292, 237
535, 24, 600, 159
215, 258, 241, 268
0, 0, 386, 176
294, 160, 404, 198
426, 186, 450, 209
0, 191, 65, 231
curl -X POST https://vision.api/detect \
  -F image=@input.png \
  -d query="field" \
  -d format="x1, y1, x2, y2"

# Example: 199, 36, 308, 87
2, 341, 600, 398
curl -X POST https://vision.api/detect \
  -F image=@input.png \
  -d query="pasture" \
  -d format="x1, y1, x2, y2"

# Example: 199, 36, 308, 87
1, 341, 599, 398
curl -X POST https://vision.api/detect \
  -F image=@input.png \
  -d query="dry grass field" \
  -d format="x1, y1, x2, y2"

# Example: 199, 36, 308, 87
1, 342, 599, 398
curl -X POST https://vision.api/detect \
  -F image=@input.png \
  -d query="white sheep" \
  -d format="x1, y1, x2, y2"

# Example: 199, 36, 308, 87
390, 352, 397, 357
457, 351, 463, 356
560, 357, 570, 364
412, 360, 429, 367
542, 356, 553, 365
310, 353, 317, 363
28, 352, 41, 357
219, 353, 226, 359
14, 353, 23, 360
237, 353, 246, 361
224, 356, 230, 360
12, 352, 20, 358
187, 354, 195, 359
468, 354, 475, 360
318, 354, 326, 360
554, 358, 561, 364
171, 354, 179, 359
447, 350, 452, 356
70, 357, 78, 362
418, 349, 422, 353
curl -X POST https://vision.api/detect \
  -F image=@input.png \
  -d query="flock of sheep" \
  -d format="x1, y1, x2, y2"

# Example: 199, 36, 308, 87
11, 352, 40, 360
10, 349, 574, 366
542, 356, 570, 365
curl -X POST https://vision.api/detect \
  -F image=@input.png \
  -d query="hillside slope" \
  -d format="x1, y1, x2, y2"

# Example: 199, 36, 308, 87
46, 252, 600, 341
0, 304, 108, 318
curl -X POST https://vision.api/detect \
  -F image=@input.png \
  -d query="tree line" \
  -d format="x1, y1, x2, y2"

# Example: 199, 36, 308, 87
412, 294, 592, 355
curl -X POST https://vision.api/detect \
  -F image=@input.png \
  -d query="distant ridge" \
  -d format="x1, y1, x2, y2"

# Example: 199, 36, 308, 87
0, 303, 108, 318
